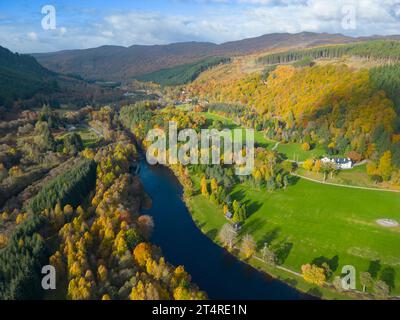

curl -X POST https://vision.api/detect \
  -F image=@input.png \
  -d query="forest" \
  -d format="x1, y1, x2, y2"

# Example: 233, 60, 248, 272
0, 105, 206, 300
120, 102, 295, 226
26, 158, 97, 214
0, 46, 59, 109
136, 56, 231, 86
189, 62, 400, 184
257, 40, 400, 65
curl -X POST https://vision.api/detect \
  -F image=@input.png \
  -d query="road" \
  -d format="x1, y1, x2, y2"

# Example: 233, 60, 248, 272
292, 173, 400, 193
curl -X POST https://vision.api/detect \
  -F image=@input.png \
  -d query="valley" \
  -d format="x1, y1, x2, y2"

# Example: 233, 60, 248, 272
1, 30, 400, 301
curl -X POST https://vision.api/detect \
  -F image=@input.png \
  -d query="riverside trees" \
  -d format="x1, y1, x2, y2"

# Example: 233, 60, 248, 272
53, 141, 206, 300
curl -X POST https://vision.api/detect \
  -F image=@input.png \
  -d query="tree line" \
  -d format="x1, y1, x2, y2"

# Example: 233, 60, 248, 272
136, 56, 231, 86
27, 158, 96, 213
0, 214, 48, 299
257, 40, 400, 65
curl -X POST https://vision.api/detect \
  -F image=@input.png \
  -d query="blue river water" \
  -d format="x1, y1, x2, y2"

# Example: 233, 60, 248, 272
139, 159, 310, 300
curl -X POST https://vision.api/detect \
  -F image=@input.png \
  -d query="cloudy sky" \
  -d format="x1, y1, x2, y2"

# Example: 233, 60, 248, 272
1, 0, 400, 53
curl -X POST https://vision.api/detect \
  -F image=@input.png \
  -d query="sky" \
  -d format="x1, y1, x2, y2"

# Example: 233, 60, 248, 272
0, 0, 400, 53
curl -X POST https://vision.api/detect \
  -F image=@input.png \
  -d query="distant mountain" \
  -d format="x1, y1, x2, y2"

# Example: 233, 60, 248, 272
31, 32, 400, 84
32, 32, 364, 82
0, 46, 58, 108
0, 46, 125, 111
216, 32, 355, 53
33, 42, 219, 83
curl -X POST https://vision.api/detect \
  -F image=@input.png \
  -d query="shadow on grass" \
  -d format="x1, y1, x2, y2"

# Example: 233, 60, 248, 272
312, 255, 339, 273
242, 217, 263, 235
285, 278, 298, 287
243, 200, 262, 218
288, 174, 301, 186
231, 189, 246, 202
274, 239, 293, 265
206, 228, 218, 240
307, 287, 323, 298
256, 227, 281, 250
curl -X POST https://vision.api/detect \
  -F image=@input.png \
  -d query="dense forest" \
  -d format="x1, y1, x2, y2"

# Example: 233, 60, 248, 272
0, 214, 48, 299
370, 63, 400, 116
0, 46, 59, 109
189, 62, 400, 183
0, 105, 206, 300
257, 40, 400, 65
136, 56, 231, 86
27, 158, 97, 214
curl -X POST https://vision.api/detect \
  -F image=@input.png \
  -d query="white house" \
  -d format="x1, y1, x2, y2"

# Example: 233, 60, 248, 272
321, 157, 353, 169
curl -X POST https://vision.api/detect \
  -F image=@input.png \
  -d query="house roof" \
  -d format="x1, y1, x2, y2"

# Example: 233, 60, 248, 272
333, 158, 352, 164
225, 212, 233, 218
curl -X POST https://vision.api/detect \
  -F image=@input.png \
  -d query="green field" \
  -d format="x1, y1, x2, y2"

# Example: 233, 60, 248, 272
297, 165, 400, 191
202, 112, 329, 160
202, 112, 276, 148
276, 142, 326, 162
188, 176, 400, 297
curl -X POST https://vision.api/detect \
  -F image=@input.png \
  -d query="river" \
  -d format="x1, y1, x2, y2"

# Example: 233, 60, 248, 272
139, 158, 310, 300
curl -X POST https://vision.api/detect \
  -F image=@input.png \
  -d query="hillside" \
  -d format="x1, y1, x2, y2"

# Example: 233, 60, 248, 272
0, 46, 59, 108
136, 56, 231, 86
0, 46, 129, 113
32, 32, 372, 82
257, 40, 400, 65
188, 61, 400, 169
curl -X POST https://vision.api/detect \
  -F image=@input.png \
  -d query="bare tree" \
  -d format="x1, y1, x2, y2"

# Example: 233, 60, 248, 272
219, 223, 236, 250
137, 215, 154, 240
360, 272, 373, 293
261, 242, 276, 267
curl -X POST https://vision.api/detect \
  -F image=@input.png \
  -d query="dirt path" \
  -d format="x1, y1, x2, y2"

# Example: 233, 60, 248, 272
292, 173, 400, 193
271, 141, 281, 151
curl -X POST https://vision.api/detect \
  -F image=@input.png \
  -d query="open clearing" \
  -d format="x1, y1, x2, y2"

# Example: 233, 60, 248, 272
189, 176, 400, 295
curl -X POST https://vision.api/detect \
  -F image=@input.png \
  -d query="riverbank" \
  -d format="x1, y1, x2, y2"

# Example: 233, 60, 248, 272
139, 159, 308, 300
177, 171, 400, 300
182, 186, 355, 300
161, 164, 343, 299
123, 115, 398, 300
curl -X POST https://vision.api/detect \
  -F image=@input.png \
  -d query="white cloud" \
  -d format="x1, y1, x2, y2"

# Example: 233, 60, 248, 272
27, 31, 38, 41
1, 0, 400, 53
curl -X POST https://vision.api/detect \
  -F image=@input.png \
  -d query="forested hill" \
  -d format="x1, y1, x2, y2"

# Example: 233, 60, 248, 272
0, 46, 129, 112
136, 57, 231, 86
189, 63, 400, 169
257, 40, 400, 65
0, 46, 59, 108
32, 32, 376, 82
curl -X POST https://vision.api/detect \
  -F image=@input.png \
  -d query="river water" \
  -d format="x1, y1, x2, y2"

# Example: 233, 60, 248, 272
139, 159, 309, 300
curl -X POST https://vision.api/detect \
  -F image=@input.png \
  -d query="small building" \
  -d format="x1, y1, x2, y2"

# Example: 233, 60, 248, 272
225, 212, 233, 220
321, 157, 353, 169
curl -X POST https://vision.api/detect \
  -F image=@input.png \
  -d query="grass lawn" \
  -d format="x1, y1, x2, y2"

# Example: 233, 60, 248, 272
297, 165, 400, 191
276, 143, 326, 162
188, 175, 400, 297
201, 112, 329, 161
202, 112, 276, 148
